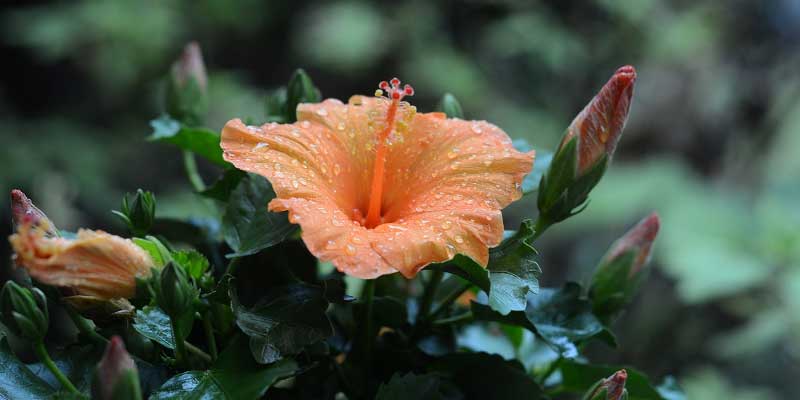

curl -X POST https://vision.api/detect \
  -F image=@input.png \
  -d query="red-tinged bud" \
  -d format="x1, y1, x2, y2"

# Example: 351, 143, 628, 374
584, 369, 628, 400
10, 189, 58, 237
166, 41, 209, 126
590, 213, 660, 319
92, 336, 142, 400
561, 66, 636, 174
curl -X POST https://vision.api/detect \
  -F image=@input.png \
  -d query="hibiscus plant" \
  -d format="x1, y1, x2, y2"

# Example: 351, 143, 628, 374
1, 43, 684, 400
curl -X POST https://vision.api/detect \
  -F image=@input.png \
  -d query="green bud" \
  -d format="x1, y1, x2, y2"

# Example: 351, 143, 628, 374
583, 369, 628, 400
92, 336, 142, 400
0, 281, 49, 342
437, 93, 464, 118
113, 189, 156, 237
590, 213, 660, 319
285, 69, 321, 123
156, 262, 197, 319
165, 42, 208, 126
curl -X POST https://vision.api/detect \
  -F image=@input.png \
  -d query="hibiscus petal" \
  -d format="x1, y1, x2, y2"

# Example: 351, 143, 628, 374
221, 96, 534, 278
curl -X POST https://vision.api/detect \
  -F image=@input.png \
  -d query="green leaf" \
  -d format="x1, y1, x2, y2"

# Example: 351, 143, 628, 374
486, 220, 541, 315
471, 283, 605, 358
148, 115, 227, 166
265, 87, 288, 123
375, 372, 462, 400
284, 69, 321, 122
432, 352, 544, 399
559, 360, 668, 400
232, 283, 333, 364
430, 220, 540, 315
222, 174, 298, 258
199, 169, 246, 201
132, 306, 180, 350
437, 93, 464, 119
132, 236, 170, 267
522, 151, 553, 194
170, 250, 209, 280
0, 340, 59, 399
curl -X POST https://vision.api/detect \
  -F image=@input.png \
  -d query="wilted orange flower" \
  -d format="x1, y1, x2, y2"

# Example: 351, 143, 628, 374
9, 218, 154, 300
221, 78, 534, 278
560, 66, 636, 173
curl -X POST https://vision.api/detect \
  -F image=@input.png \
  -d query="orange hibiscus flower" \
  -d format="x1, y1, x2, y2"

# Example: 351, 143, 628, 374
221, 79, 534, 278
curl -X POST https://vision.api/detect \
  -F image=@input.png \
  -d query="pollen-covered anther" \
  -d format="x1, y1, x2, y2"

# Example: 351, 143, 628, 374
377, 77, 414, 102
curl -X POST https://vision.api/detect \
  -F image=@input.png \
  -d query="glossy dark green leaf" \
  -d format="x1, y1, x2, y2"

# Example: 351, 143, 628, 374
376, 372, 462, 400
222, 174, 298, 258
525, 283, 604, 357
558, 360, 668, 400
232, 283, 333, 364
432, 352, 544, 400
150, 335, 298, 400
486, 220, 541, 315
132, 306, 180, 350
199, 169, 246, 201
522, 151, 553, 194
0, 340, 58, 399
428, 255, 490, 293
148, 115, 227, 166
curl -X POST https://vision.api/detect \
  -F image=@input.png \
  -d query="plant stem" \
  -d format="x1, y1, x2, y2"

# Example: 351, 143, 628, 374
171, 318, 188, 366
34, 342, 79, 395
182, 150, 206, 192
360, 279, 376, 386
532, 217, 551, 242
225, 257, 241, 276
184, 341, 213, 364
432, 311, 473, 326
428, 282, 472, 321
538, 356, 563, 386
202, 312, 218, 362
418, 270, 444, 321
64, 305, 108, 346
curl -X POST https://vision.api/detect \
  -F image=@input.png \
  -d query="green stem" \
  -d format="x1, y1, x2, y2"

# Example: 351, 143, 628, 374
184, 341, 213, 364
64, 305, 108, 346
34, 342, 79, 395
418, 270, 444, 321
432, 311, 473, 326
225, 257, 241, 277
428, 282, 472, 321
171, 319, 188, 366
183, 150, 206, 192
202, 312, 218, 362
361, 279, 376, 385
538, 356, 563, 386
532, 217, 551, 242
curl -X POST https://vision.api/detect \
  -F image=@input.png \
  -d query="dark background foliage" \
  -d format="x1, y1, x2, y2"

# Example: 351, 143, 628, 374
1, 1, 799, 398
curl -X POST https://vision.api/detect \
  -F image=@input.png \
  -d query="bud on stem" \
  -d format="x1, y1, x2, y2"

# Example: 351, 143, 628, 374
92, 336, 142, 400
537, 66, 637, 234
10, 189, 58, 237
583, 369, 628, 400
0, 281, 49, 342
166, 42, 208, 126
112, 189, 156, 237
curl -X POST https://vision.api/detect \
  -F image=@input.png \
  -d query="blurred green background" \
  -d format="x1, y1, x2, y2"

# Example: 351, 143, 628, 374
1, 1, 798, 398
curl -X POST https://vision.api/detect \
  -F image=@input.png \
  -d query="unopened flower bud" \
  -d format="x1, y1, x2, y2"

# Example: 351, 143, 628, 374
285, 69, 321, 122
583, 369, 628, 400
537, 66, 637, 228
156, 262, 197, 319
92, 336, 142, 400
112, 189, 156, 237
10, 190, 58, 237
590, 213, 660, 318
166, 41, 208, 126
437, 93, 465, 119
0, 281, 49, 342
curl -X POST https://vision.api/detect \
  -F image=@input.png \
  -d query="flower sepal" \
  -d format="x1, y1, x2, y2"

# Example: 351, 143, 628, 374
0, 281, 49, 342
113, 189, 156, 237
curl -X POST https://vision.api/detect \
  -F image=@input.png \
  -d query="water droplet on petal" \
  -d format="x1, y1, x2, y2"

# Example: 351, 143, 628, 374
345, 244, 357, 256
316, 108, 328, 116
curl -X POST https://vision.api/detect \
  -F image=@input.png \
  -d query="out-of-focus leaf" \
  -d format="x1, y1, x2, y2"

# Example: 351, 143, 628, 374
0, 339, 61, 399
656, 376, 687, 400
432, 352, 543, 399
558, 360, 668, 400
222, 174, 298, 258
200, 169, 246, 202
148, 115, 227, 166
375, 372, 462, 400
232, 283, 332, 364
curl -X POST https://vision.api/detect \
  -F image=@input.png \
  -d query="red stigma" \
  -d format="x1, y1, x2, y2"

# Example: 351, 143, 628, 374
377, 77, 414, 102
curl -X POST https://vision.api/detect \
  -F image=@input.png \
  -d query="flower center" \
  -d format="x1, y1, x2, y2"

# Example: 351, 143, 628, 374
364, 78, 414, 228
